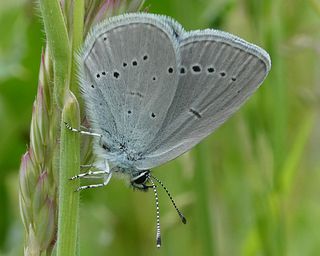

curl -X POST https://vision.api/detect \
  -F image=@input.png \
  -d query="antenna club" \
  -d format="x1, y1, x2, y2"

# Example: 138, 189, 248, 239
156, 236, 161, 248
181, 215, 187, 224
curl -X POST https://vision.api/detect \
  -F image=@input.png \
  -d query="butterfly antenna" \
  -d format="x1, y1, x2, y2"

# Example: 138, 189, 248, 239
148, 178, 162, 248
150, 174, 187, 224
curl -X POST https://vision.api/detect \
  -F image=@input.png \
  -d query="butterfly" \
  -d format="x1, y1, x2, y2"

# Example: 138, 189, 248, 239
66, 13, 271, 247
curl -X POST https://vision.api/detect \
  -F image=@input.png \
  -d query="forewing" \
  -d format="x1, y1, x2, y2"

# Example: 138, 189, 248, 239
79, 14, 180, 153
136, 29, 271, 169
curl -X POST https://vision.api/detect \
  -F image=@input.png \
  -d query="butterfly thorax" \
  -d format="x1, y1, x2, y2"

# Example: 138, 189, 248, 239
95, 136, 144, 169
90, 134, 152, 190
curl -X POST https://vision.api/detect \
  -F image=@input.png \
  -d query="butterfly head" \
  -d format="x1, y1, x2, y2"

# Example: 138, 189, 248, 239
130, 170, 151, 191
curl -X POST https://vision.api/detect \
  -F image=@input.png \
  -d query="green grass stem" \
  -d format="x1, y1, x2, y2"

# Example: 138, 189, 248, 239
39, 0, 71, 108
57, 93, 80, 256
70, 0, 84, 99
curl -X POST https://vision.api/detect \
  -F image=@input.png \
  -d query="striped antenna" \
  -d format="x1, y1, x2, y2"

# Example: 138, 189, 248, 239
149, 178, 162, 248
150, 174, 187, 224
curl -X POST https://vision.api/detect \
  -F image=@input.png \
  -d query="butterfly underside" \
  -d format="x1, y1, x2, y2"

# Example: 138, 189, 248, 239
76, 12, 271, 249
79, 13, 271, 172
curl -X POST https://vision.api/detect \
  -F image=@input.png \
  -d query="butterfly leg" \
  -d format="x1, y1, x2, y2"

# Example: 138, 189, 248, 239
73, 160, 112, 191
69, 164, 103, 179
80, 125, 95, 132
69, 170, 107, 180
64, 122, 102, 138
75, 172, 112, 191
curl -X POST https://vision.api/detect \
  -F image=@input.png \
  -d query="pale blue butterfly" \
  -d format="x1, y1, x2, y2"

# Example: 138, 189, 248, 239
66, 13, 271, 247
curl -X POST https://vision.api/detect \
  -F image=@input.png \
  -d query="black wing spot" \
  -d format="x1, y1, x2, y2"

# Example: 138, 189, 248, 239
180, 67, 186, 74
103, 37, 107, 41
168, 67, 174, 74
102, 71, 106, 76
96, 73, 100, 78
132, 60, 138, 66
231, 77, 236, 81
220, 72, 226, 77
192, 65, 201, 73
123, 62, 127, 67
173, 29, 179, 39
152, 76, 157, 81
91, 84, 95, 88
207, 67, 215, 73
189, 108, 202, 119
113, 71, 120, 79
151, 112, 156, 118
143, 55, 148, 60
102, 144, 110, 152
128, 110, 132, 114
129, 91, 143, 98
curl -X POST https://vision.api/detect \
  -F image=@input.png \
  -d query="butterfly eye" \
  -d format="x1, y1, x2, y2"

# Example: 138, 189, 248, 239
131, 171, 149, 185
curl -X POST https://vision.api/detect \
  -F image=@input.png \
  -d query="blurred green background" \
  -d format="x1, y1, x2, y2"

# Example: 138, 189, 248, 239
1, 0, 320, 255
